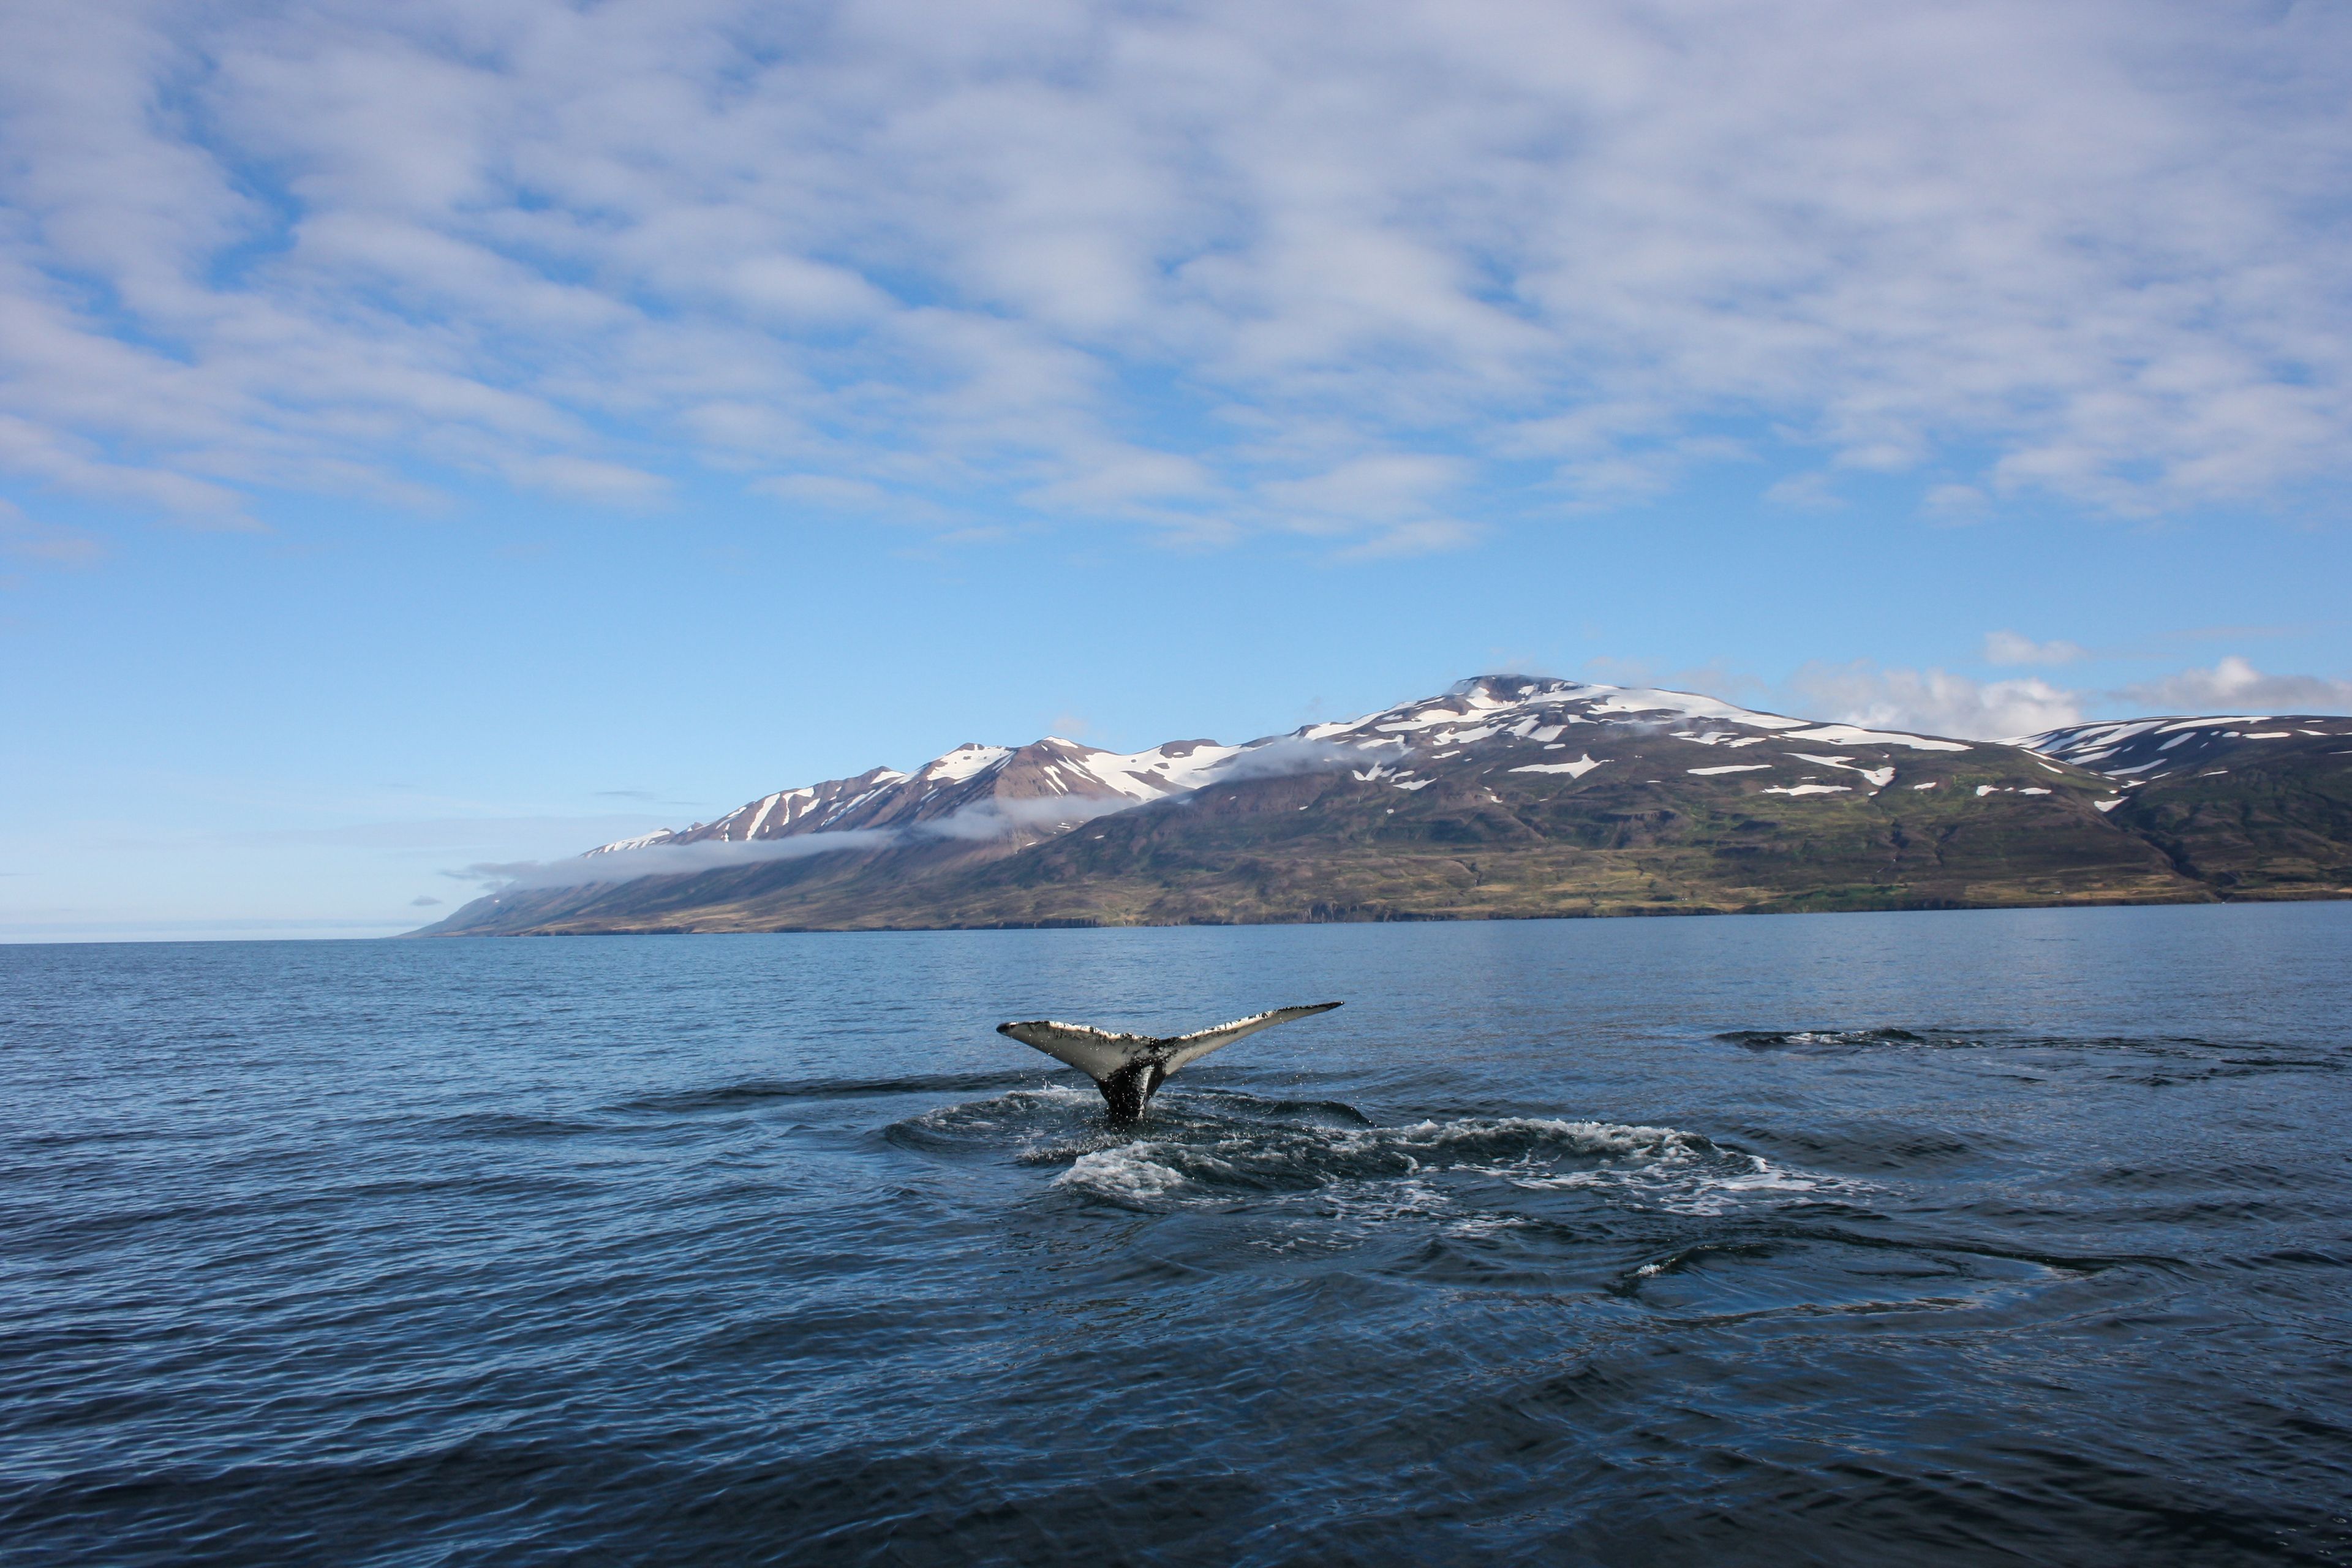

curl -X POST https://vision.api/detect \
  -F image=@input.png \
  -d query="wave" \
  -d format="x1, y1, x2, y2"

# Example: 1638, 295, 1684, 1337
1717, 1027, 2343, 1078
616, 1070, 1044, 1114
889, 1086, 1853, 1219
884, 1082, 1106, 1153
431, 1110, 613, 1139
1718, 1027, 1935, 1050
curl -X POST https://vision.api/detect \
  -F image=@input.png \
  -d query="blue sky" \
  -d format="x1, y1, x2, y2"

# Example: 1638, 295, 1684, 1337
3, 0, 2349, 940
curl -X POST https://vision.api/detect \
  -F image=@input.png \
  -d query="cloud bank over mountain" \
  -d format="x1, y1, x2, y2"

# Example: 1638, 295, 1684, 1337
1794, 656, 2352, 741
4, 0, 2350, 549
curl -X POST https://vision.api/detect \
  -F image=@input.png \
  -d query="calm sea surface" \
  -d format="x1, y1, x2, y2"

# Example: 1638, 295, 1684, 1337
2, 905, 2349, 1566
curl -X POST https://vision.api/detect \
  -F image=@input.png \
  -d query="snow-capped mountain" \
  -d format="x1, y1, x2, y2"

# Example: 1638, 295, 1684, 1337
586, 674, 1985, 862
418, 674, 2351, 936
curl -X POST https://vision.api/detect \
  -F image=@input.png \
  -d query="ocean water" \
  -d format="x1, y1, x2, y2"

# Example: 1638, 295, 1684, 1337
2, 903, 2348, 1566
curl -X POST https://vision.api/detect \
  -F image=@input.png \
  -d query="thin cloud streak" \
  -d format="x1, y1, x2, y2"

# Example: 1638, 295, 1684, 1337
460, 830, 903, 891
1983, 630, 2089, 667
456, 797, 1148, 889
0, 500, 106, 567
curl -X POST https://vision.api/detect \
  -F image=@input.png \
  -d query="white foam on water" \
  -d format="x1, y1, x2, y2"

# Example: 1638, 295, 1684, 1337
1056, 1142, 1196, 1201
1510, 1144, 1845, 1216
1047, 1108, 1853, 1223
1442, 1213, 1533, 1239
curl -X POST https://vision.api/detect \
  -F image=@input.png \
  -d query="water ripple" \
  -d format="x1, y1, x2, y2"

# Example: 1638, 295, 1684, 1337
2, 907, 2348, 1565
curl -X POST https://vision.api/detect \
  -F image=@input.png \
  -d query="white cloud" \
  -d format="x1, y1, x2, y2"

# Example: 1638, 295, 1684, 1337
502, 454, 669, 505
1983, 630, 2089, 666
1789, 653, 2352, 739
2114, 655, 2352, 714
1330, 519, 1485, 560
2, 0, 2350, 545
456, 793, 1141, 888
1789, 662, 2084, 742
461, 830, 903, 890
1263, 454, 1466, 524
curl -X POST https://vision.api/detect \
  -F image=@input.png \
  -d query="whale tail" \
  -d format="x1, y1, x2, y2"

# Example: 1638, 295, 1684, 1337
997, 1003, 1344, 1124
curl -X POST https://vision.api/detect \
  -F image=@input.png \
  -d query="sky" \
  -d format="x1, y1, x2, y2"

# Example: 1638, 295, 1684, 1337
3, 0, 2350, 940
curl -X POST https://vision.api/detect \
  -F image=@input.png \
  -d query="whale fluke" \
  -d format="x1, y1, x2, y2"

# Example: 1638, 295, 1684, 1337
997, 1003, 1344, 1124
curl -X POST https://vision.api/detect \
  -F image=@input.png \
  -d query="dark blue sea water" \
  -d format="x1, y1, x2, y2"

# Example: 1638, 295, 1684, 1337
3, 904, 2349, 1566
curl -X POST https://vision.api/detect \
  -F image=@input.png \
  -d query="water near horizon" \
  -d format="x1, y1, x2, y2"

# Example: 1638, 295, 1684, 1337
3, 905, 2348, 1566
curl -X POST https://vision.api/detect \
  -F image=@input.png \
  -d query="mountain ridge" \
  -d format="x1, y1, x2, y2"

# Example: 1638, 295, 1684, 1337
417, 676, 2352, 935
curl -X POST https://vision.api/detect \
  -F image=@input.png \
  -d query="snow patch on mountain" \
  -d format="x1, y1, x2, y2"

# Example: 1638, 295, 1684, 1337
1782, 723, 1965, 753
1511, 755, 1606, 778
2021, 714, 2352, 778
922, 745, 1011, 783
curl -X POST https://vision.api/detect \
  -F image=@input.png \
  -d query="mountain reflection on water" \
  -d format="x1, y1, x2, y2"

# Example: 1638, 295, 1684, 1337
3, 904, 2348, 1566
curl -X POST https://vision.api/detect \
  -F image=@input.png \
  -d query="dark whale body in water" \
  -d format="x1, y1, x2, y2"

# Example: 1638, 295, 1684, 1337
997, 1003, 1343, 1123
